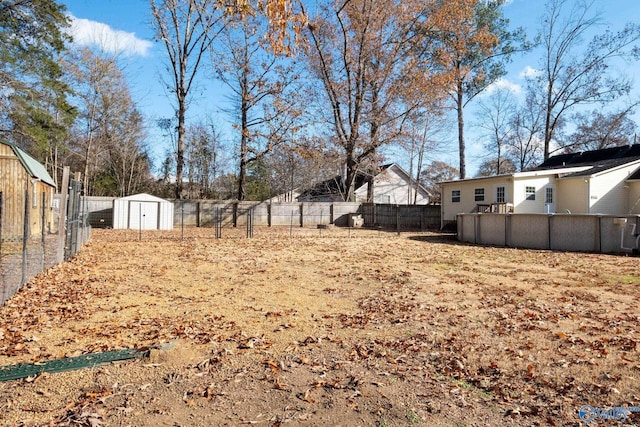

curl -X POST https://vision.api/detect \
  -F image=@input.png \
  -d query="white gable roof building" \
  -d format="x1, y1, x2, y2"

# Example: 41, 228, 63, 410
440, 145, 640, 228
113, 193, 174, 230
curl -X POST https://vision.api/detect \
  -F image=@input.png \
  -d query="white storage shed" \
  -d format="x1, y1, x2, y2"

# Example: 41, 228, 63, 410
113, 193, 174, 230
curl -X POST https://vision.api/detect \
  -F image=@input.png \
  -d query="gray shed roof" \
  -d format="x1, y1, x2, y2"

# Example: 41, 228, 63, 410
3, 141, 56, 188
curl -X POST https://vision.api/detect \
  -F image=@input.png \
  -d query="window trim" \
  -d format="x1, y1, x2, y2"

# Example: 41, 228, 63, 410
545, 187, 553, 204
525, 186, 536, 201
496, 186, 505, 203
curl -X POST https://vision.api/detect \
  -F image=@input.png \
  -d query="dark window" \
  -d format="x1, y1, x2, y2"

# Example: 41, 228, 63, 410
496, 186, 505, 203
474, 188, 485, 202
452, 190, 461, 203
526, 186, 536, 201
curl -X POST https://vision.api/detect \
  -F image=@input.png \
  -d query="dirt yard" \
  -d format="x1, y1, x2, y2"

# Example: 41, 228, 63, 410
0, 227, 639, 426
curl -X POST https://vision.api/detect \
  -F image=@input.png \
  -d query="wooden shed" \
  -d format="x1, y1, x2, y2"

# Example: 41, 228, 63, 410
0, 140, 57, 240
113, 193, 174, 230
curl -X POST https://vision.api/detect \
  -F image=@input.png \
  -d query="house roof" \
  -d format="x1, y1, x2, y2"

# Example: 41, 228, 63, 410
2, 141, 56, 188
298, 165, 389, 201
530, 144, 640, 177
629, 168, 640, 181
298, 163, 428, 201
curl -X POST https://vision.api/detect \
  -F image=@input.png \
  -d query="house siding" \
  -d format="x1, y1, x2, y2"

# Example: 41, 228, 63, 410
441, 176, 510, 222
630, 182, 640, 214
355, 165, 430, 204
589, 162, 640, 214
557, 178, 587, 214
512, 176, 553, 214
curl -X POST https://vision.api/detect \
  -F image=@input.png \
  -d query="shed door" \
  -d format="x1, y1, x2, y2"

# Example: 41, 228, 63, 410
129, 201, 159, 230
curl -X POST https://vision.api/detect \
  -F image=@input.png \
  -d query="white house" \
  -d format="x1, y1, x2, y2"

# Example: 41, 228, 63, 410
113, 193, 174, 230
298, 163, 432, 204
440, 145, 640, 228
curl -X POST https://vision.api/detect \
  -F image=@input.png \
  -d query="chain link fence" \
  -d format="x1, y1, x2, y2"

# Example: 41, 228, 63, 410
0, 178, 91, 306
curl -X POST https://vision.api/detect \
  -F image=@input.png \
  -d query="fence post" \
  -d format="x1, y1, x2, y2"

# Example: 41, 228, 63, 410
57, 166, 70, 264
233, 202, 238, 228
41, 192, 46, 271
290, 210, 294, 237
547, 215, 552, 250
246, 209, 253, 238
0, 191, 3, 258
396, 205, 400, 236
21, 189, 29, 286
215, 207, 221, 239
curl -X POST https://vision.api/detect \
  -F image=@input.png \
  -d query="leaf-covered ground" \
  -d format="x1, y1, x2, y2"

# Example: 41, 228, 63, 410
0, 228, 639, 426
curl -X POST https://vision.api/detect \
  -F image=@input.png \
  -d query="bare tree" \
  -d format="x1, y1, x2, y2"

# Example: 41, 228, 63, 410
305, 0, 448, 201
476, 87, 516, 175
150, 0, 225, 199
184, 121, 223, 198
534, 0, 640, 159
215, 15, 304, 200
104, 109, 151, 197
506, 92, 545, 171
566, 105, 639, 152
475, 158, 515, 177
403, 109, 450, 204
63, 48, 123, 194
421, 160, 459, 204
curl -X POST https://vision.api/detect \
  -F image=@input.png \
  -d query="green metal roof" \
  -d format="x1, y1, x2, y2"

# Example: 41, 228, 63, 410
2, 141, 56, 188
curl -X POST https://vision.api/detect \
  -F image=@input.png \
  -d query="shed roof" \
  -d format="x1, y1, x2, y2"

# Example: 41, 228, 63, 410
116, 193, 171, 203
2, 141, 56, 188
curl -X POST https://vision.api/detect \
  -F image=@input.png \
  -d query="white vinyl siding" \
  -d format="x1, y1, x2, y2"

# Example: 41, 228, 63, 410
513, 176, 554, 214
441, 177, 513, 222
630, 182, 640, 214
589, 161, 640, 214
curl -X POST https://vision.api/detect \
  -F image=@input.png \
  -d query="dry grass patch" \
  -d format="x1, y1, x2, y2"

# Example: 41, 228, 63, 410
0, 228, 638, 426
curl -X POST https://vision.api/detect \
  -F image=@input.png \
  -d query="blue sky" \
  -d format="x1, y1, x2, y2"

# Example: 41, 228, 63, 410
60, 0, 640, 175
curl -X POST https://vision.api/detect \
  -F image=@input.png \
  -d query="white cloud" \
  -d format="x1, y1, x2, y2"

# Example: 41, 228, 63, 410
67, 14, 152, 57
519, 65, 542, 79
484, 78, 522, 96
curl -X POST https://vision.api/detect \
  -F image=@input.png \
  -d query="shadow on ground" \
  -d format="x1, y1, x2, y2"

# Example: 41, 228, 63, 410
407, 233, 461, 244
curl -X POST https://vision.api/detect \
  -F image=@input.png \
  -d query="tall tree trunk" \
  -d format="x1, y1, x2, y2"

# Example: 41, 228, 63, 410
237, 68, 249, 201
543, 84, 553, 160
175, 85, 186, 199
457, 80, 466, 179
345, 153, 357, 202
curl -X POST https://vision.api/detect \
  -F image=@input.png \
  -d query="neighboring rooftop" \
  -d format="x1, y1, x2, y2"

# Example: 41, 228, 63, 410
298, 164, 395, 201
